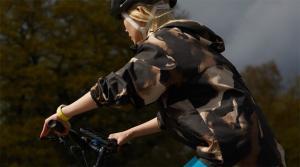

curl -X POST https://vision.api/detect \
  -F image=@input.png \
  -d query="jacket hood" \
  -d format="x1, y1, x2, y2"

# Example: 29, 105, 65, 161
160, 20, 225, 53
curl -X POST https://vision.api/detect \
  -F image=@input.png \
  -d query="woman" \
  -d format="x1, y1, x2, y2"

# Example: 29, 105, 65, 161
40, 0, 286, 166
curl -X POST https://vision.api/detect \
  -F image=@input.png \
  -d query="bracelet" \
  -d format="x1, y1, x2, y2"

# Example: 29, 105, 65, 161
56, 104, 70, 122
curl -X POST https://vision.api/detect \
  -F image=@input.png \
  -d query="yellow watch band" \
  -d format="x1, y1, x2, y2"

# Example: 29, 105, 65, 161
56, 105, 70, 122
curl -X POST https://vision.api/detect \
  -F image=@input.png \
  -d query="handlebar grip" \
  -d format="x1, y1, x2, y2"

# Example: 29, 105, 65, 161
47, 120, 65, 133
106, 139, 118, 153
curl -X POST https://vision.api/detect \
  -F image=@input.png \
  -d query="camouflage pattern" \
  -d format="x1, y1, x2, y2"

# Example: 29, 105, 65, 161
90, 20, 286, 166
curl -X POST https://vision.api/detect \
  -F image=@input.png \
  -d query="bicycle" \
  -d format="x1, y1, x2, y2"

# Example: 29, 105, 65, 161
41, 120, 118, 167
41, 120, 207, 167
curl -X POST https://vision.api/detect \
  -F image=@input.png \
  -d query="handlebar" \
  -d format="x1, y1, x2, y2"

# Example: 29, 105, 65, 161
47, 120, 65, 133
42, 120, 118, 167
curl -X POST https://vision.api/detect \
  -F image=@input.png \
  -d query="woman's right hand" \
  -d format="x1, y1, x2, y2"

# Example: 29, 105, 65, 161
40, 113, 71, 138
108, 129, 134, 145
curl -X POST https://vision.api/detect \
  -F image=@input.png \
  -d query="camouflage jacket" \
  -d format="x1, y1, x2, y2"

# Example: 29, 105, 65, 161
90, 20, 285, 166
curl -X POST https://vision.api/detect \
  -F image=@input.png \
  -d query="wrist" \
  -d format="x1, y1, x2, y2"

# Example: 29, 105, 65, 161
60, 105, 74, 119
56, 105, 71, 122
126, 128, 136, 140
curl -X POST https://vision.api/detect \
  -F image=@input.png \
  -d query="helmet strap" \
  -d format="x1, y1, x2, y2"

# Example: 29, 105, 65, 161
144, 1, 173, 34
122, 13, 148, 38
121, 1, 173, 39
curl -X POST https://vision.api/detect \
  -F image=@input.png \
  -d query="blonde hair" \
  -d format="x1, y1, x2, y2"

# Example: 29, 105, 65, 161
127, 2, 174, 35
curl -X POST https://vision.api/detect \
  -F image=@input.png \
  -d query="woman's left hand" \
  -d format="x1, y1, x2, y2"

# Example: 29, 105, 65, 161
40, 113, 71, 138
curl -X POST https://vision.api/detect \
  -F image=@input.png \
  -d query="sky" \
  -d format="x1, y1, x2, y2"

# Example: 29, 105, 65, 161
177, 0, 300, 82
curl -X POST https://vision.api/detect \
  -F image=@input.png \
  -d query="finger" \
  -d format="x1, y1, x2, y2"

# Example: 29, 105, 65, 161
53, 124, 69, 136
108, 134, 114, 139
61, 128, 70, 136
40, 121, 49, 138
54, 130, 68, 137
118, 139, 125, 145
60, 121, 70, 135
113, 137, 121, 145
54, 131, 63, 137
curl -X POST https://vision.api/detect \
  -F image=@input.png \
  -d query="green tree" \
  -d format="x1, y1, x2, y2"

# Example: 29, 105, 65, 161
242, 61, 282, 108
242, 62, 300, 166
0, 0, 191, 166
0, 0, 131, 166
1, 1, 298, 166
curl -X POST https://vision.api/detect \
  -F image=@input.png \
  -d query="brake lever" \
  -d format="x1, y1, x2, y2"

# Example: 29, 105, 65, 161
40, 136, 66, 147
40, 136, 57, 141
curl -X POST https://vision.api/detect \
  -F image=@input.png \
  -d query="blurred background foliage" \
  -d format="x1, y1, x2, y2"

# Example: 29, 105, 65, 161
0, 0, 299, 166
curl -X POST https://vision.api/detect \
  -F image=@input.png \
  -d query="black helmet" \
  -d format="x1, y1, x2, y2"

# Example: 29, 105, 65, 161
110, 0, 177, 19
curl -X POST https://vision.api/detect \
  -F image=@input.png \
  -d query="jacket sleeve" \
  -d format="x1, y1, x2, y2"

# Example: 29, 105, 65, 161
90, 43, 176, 107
